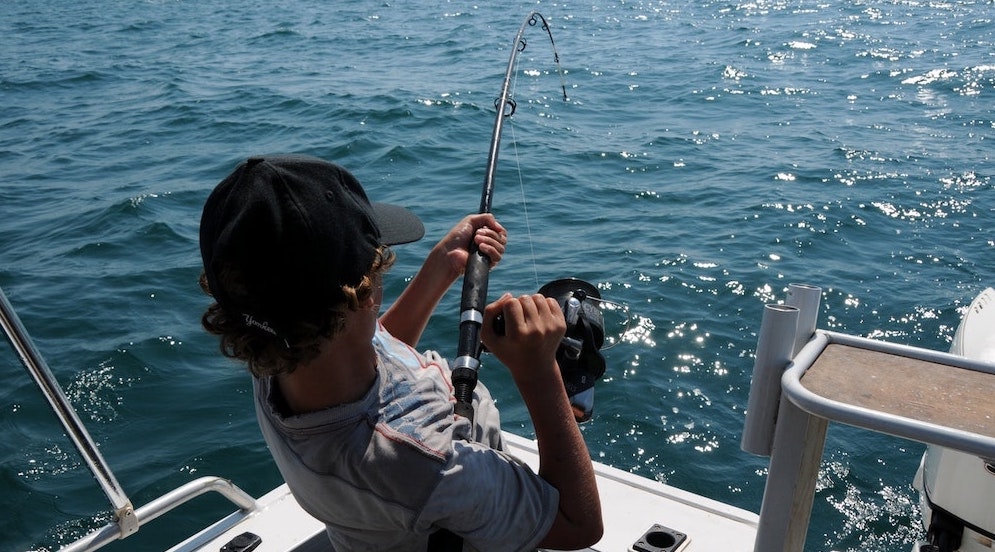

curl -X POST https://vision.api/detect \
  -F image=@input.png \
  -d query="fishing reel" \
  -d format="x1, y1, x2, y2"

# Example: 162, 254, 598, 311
489, 278, 609, 422
538, 278, 607, 423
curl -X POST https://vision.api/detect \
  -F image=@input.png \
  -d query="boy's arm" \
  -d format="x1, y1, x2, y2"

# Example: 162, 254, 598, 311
481, 294, 604, 549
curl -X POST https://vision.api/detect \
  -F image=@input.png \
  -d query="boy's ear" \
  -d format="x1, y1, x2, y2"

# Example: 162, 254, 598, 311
359, 292, 377, 310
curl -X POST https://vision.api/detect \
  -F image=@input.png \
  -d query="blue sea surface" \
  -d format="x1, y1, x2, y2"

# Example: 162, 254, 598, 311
2, 1, 992, 550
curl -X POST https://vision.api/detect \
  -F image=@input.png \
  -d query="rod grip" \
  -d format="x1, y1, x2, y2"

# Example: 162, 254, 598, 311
456, 246, 490, 360
452, 245, 491, 423
460, 248, 491, 315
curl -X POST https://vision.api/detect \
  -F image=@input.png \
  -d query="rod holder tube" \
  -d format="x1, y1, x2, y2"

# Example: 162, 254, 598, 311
741, 303, 800, 457
786, 283, 821, 357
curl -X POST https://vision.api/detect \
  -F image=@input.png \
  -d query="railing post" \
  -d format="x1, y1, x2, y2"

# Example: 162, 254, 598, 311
755, 397, 829, 552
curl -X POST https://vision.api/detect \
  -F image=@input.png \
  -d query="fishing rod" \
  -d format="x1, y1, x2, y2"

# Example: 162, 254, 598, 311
451, 11, 567, 423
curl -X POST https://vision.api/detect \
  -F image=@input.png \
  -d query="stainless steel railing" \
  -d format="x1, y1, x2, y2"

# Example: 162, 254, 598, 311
1, 285, 257, 551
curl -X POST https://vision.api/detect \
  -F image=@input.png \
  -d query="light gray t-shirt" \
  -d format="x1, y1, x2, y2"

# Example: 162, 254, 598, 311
254, 323, 558, 552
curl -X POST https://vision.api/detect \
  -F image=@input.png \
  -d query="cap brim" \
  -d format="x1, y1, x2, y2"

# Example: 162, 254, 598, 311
371, 203, 425, 246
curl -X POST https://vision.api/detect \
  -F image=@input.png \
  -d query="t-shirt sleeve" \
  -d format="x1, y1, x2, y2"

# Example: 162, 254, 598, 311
417, 440, 558, 552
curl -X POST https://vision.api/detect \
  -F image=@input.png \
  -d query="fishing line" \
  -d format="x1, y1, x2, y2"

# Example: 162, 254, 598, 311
486, 14, 633, 343
506, 12, 570, 291
505, 53, 633, 350
510, 125, 541, 290
506, 74, 542, 289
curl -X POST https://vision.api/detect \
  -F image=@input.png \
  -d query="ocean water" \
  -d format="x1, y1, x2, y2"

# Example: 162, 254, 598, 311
1, 0, 992, 550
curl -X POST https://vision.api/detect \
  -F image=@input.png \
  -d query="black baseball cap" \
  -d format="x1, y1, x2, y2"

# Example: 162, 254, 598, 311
200, 154, 424, 335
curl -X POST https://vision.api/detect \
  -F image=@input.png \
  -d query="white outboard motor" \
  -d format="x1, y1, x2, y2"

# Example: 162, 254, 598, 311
913, 288, 995, 552
914, 447, 995, 551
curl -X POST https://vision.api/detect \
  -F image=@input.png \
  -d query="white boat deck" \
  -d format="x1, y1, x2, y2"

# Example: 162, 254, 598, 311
167, 431, 759, 552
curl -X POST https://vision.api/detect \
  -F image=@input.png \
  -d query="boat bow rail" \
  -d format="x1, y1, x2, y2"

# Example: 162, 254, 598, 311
62, 477, 258, 552
1, 284, 261, 552
743, 283, 995, 552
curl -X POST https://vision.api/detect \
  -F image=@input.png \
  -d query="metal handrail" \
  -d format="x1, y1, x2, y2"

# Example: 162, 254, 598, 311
1, 285, 259, 551
782, 329, 995, 459
61, 476, 258, 552
0, 285, 137, 535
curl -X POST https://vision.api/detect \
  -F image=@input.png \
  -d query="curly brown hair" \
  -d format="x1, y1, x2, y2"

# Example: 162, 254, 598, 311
201, 245, 396, 377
